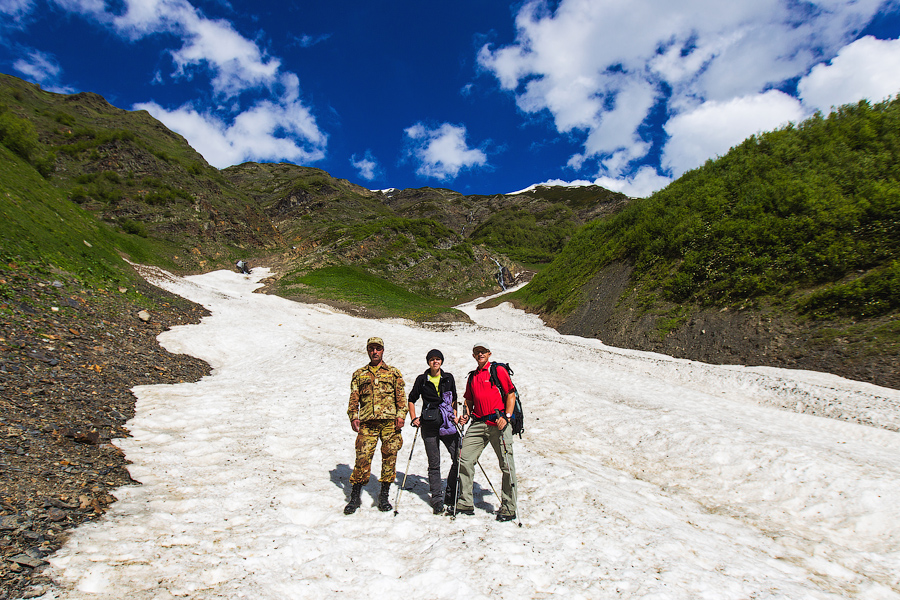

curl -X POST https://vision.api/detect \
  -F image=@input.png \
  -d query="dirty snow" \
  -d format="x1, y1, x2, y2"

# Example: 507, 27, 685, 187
38, 267, 900, 599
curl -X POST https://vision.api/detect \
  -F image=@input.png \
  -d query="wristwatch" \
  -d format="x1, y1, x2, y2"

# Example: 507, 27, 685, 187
505, 413, 512, 418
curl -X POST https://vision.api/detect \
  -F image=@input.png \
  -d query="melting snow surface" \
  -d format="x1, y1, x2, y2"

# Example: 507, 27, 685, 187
39, 268, 900, 599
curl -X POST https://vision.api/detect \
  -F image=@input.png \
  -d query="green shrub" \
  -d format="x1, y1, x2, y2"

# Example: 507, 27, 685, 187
799, 261, 900, 319
69, 185, 89, 204
54, 111, 76, 126
34, 151, 56, 178
120, 219, 148, 237
93, 184, 122, 205
0, 111, 39, 160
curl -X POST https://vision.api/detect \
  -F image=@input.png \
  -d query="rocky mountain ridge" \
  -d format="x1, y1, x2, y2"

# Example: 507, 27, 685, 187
1, 72, 627, 304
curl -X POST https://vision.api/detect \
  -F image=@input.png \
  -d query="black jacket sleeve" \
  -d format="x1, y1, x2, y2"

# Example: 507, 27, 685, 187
407, 374, 425, 404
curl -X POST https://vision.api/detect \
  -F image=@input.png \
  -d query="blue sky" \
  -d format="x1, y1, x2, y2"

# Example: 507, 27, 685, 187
3, 0, 900, 196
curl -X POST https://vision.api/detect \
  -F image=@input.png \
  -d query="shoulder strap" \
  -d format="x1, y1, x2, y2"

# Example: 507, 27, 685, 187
489, 363, 509, 396
468, 364, 509, 395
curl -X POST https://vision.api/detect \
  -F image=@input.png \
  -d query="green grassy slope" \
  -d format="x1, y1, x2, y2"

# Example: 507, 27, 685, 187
0, 73, 277, 272
520, 97, 900, 321
0, 141, 182, 310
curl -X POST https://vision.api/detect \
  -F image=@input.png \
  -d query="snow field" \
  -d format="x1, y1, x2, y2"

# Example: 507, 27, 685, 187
38, 268, 900, 599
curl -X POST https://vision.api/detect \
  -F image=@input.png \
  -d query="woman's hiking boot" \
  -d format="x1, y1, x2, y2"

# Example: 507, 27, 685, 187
377, 482, 393, 512
344, 483, 363, 515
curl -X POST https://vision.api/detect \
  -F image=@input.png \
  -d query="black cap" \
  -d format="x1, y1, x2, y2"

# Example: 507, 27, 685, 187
426, 349, 444, 362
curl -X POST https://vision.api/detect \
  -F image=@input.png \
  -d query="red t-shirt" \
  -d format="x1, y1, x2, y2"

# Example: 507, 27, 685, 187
464, 362, 514, 423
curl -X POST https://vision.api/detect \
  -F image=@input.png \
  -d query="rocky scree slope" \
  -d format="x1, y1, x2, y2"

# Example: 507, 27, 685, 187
0, 264, 209, 600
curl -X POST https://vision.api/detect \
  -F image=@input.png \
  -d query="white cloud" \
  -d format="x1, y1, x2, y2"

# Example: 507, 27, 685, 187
166, 12, 281, 96
51, 0, 104, 14
404, 122, 488, 181
0, 0, 33, 20
661, 90, 805, 176
479, 0, 889, 180
584, 77, 656, 176
46, 0, 327, 168
510, 165, 672, 197
55, 0, 282, 96
594, 165, 673, 198
799, 35, 900, 112
13, 49, 60, 83
134, 95, 327, 169
294, 33, 331, 48
350, 150, 381, 181
12, 49, 76, 93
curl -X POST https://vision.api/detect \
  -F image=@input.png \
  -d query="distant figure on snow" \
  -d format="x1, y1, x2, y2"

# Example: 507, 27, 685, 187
235, 260, 250, 274
345, 337, 407, 514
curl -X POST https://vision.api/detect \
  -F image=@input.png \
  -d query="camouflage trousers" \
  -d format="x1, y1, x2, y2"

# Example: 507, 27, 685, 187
350, 419, 404, 484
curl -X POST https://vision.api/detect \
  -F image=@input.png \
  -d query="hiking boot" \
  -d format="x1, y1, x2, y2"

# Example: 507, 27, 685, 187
432, 501, 444, 515
377, 482, 393, 512
344, 483, 363, 515
447, 505, 474, 516
495, 512, 516, 522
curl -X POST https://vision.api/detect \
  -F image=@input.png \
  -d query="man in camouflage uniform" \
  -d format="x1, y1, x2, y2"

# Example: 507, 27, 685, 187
344, 337, 408, 514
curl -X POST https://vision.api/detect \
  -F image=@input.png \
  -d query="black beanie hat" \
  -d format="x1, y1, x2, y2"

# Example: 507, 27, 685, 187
426, 349, 444, 362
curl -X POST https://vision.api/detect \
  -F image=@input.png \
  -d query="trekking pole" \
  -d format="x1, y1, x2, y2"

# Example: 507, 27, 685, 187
449, 419, 465, 518
453, 421, 500, 507
393, 427, 419, 516
475, 454, 499, 500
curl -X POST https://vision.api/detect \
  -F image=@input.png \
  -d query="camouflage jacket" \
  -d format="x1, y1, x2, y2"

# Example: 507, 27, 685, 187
347, 362, 407, 422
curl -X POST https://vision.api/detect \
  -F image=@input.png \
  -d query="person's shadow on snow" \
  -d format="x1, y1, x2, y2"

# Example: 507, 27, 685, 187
393, 471, 496, 513
330, 464, 494, 512
329, 464, 418, 508
395, 470, 429, 504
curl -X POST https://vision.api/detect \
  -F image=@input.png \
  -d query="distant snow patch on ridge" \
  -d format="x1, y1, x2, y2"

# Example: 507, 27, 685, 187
511, 167, 673, 197
507, 179, 595, 195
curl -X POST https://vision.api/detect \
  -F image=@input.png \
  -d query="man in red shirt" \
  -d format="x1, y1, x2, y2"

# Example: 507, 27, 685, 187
453, 342, 518, 521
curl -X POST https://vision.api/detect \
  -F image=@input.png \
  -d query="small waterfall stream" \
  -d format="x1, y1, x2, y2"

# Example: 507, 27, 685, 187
489, 257, 507, 290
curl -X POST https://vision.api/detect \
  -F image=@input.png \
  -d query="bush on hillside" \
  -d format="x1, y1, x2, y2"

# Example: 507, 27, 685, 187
0, 110, 39, 161
0, 108, 57, 178
522, 96, 900, 317
799, 261, 900, 319
470, 205, 577, 263
120, 218, 148, 237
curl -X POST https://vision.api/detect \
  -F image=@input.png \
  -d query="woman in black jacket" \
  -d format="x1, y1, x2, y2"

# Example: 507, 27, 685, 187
407, 348, 460, 514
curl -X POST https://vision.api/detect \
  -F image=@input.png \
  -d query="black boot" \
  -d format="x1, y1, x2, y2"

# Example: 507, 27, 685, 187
377, 481, 393, 512
344, 483, 363, 515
